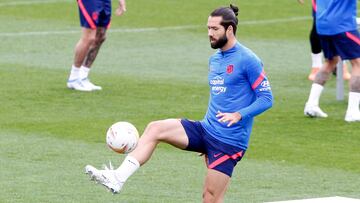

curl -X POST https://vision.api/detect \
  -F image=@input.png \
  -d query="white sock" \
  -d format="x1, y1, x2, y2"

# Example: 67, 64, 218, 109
347, 92, 360, 113
115, 155, 140, 183
68, 65, 80, 81
307, 83, 324, 106
311, 53, 323, 68
80, 66, 90, 80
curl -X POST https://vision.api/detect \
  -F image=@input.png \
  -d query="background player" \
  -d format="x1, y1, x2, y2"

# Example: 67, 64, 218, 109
304, 0, 360, 122
67, 0, 126, 91
297, 0, 350, 81
85, 4, 273, 202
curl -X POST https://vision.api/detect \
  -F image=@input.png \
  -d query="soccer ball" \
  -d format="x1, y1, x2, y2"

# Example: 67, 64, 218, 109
106, 121, 139, 154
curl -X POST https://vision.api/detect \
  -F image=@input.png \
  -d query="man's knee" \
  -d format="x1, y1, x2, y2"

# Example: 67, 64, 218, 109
144, 119, 181, 142
350, 58, 360, 70
314, 69, 331, 85
95, 34, 106, 44
95, 28, 107, 44
202, 187, 220, 203
81, 34, 96, 45
325, 57, 340, 71
143, 121, 164, 140
202, 188, 213, 202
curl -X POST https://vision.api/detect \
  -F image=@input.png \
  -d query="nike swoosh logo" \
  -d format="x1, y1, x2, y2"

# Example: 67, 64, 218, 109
214, 153, 222, 158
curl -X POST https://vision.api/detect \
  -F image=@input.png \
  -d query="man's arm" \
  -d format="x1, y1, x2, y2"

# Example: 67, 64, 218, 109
216, 111, 242, 127
216, 87, 273, 127
216, 60, 273, 127
115, 0, 126, 16
237, 89, 273, 120
237, 59, 273, 121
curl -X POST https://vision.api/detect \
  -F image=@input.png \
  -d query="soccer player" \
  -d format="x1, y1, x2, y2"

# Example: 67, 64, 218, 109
85, 4, 273, 201
297, 0, 350, 81
304, 0, 360, 122
67, 0, 126, 91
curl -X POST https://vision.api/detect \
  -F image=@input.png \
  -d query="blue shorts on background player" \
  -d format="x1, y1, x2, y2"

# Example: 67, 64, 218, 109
85, 4, 273, 202
304, 0, 360, 122
78, 0, 112, 29
297, 0, 351, 81
67, 0, 126, 92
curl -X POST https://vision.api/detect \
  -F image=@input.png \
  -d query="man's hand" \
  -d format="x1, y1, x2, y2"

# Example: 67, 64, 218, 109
115, 0, 126, 16
216, 111, 242, 127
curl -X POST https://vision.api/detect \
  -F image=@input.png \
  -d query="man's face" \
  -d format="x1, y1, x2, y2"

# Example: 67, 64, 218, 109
207, 16, 228, 49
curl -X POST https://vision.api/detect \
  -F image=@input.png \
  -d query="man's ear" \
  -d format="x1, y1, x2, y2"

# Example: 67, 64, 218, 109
227, 25, 234, 36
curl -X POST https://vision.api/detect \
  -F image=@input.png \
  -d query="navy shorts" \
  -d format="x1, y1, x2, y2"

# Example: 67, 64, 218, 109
180, 119, 245, 177
319, 30, 360, 60
77, 0, 112, 29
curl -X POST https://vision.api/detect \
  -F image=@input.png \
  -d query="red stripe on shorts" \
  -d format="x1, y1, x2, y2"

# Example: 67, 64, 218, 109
77, 0, 96, 29
208, 150, 243, 169
346, 32, 360, 46
312, 0, 317, 12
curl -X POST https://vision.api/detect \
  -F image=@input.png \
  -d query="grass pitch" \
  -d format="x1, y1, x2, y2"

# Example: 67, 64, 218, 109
0, 0, 359, 202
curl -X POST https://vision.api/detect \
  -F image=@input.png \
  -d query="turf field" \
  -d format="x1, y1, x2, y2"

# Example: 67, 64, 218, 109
0, 0, 359, 202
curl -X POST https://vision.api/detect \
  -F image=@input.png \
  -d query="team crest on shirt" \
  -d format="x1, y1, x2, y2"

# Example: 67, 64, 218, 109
92, 12, 99, 21
226, 65, 234, 74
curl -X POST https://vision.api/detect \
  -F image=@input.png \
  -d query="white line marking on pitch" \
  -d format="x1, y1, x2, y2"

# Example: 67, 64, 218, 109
0, 0, 71, 7
0, 16, 312, 37
266, 196, 360, 203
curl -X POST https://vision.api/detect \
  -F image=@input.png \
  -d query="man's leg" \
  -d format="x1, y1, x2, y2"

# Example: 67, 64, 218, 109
304, 57, 339, 118
314, 57, 339, 85
202, 169, 230, 203
349, 58, 360, 90
78, 27, 107, 90
308, 21, 322, 81
309, 52, 322, 81
82, 27, 107, 68
128, 119, 189, 164
342, 63, 351, 80
85, 119, 190, 193
345, 58, 360, 122
114, 119, 189, 186
67, 28, 96, 91
74, 28, 97, 68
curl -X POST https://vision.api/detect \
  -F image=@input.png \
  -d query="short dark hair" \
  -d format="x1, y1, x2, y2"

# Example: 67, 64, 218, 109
210, 4, 239, 35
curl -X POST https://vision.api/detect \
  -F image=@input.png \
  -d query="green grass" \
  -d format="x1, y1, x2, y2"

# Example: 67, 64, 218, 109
0, 0, 359, 202
1, 132, 359, 203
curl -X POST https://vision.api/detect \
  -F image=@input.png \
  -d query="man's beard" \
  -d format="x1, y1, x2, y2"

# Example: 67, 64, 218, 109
210, 34, 228, 49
